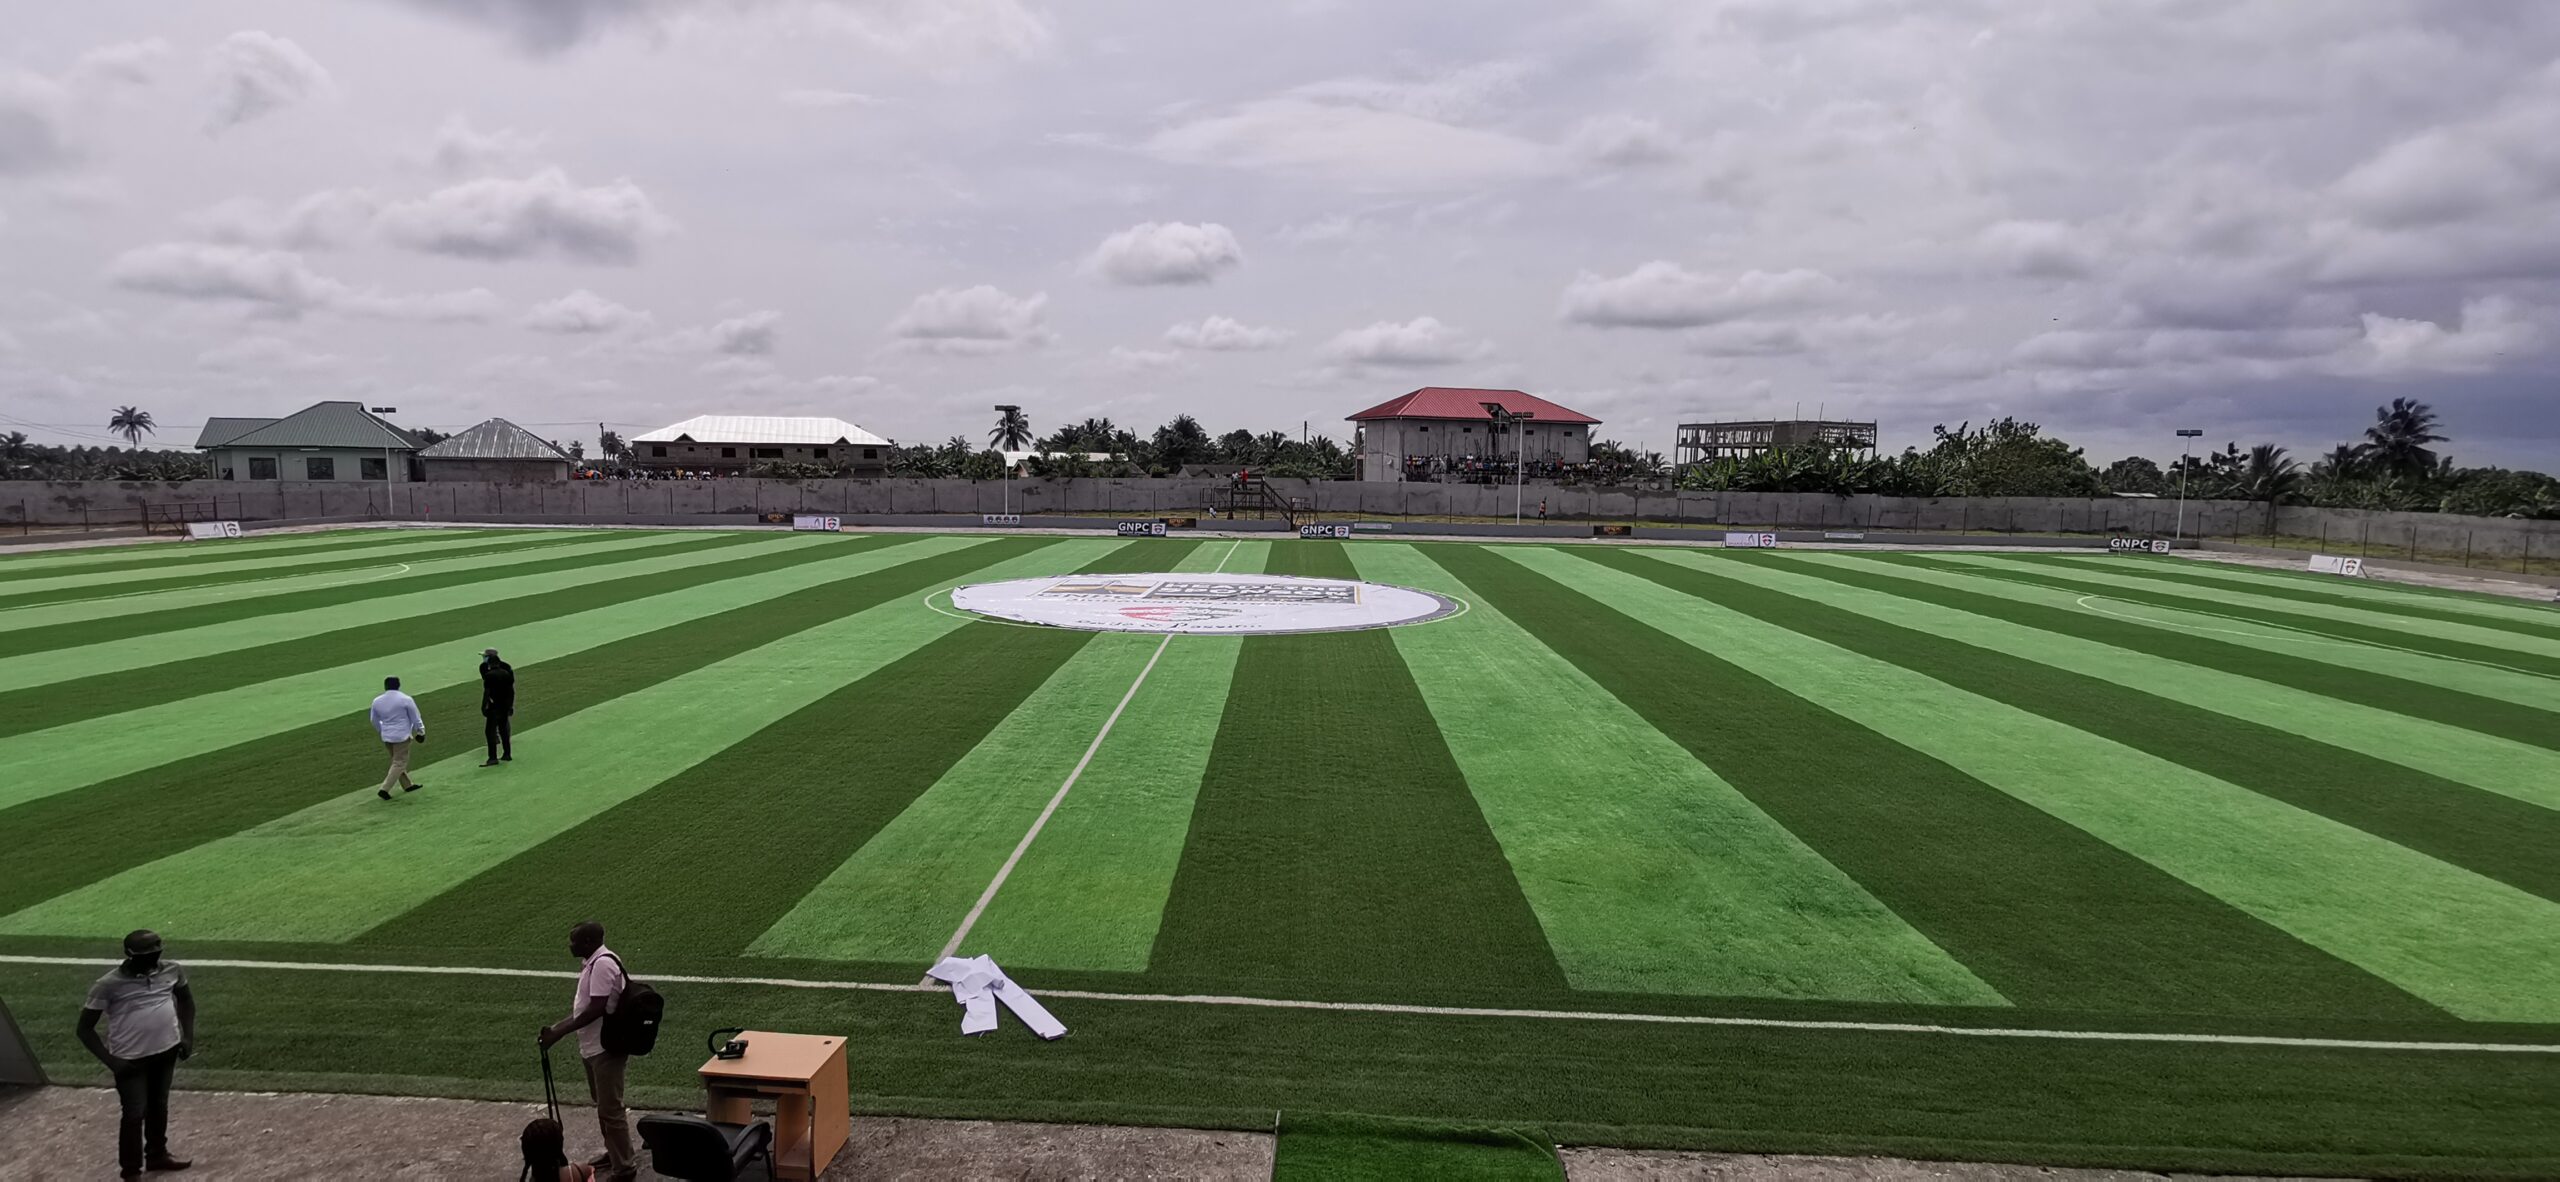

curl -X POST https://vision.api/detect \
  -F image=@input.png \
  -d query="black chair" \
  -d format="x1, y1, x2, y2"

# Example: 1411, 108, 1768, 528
636, 1114, 775, 1181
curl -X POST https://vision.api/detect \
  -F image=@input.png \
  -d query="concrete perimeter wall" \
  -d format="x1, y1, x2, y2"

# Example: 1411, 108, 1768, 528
6, 478, 2556, 557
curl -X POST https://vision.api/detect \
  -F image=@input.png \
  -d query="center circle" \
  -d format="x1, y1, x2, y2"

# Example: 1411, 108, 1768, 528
949, 572, 1460, 635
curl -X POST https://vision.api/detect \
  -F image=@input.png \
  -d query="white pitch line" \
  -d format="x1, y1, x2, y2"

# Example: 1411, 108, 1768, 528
927, 538, 1246, 969
3, 954, 2550, 1056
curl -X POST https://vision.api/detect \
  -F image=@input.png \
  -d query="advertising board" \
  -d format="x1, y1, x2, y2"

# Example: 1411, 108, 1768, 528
1298, 523, 1353, 539
1723, 532, 1779, 548
1116, 520, 1169, 537
2108, 537, 2172, 554
791, 515, 840, 532
184, 521, 244, 540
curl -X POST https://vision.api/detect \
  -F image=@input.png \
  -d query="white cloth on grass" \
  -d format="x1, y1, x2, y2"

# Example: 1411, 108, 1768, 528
926, 955, 1066, 1040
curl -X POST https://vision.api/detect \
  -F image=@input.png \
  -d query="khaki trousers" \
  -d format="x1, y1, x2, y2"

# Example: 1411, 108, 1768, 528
583, 1052, 636, 1174
379, 739, 414, 793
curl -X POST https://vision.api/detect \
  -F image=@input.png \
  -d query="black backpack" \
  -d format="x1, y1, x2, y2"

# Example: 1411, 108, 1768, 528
596, 952, 662, 1056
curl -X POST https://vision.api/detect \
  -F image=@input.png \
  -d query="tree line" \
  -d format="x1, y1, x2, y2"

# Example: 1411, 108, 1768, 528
1674, 399, 2560, 519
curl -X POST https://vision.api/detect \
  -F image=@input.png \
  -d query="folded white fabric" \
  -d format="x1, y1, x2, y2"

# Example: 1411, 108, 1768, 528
926, 955, 1067, 1040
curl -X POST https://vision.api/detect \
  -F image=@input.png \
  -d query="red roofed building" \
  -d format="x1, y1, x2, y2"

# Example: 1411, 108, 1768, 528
1346, 387, 1601, 482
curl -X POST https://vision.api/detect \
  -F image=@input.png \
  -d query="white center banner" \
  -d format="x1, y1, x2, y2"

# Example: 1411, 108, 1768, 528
951, 572, 1458, 635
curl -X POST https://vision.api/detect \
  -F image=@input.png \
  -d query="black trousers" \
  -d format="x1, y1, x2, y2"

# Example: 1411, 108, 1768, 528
111, 1046, 179, 1171
485, 711, 512, 758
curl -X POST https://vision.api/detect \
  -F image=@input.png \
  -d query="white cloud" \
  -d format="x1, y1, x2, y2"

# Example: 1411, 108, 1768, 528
0, 73, 74, 176
70, 39, 175, 89
417, 115, 545, 174
2357, 296, 2549, 375
1139, 66, 1551, 193
205, 31, 335, 133
887, 285, 1054, 353
1084, 221, 1244, 285
522, 289, 649, 334
1105, 345, 1183, 371
1163, 315, 1292, 351
196, 334, 339, 372
105, 242, 499, 322
778, 88, 880, 108
393, 0, 1050, 60
706, 309, 780, 354
377, 169, 672, 263
1568, 114, 1682, 168
1979, 220, 2101, 280
1560, 263, 1840, 329
1321, 315, 1490, 367
185, 189, 381, 250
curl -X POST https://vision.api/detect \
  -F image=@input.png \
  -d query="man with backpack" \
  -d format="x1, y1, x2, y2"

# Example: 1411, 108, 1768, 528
538, 922, 637, 1181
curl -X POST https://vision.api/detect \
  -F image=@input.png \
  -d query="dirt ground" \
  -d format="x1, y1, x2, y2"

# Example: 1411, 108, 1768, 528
0, 1087, 1273, 1180
0, 1087, 2348, 1181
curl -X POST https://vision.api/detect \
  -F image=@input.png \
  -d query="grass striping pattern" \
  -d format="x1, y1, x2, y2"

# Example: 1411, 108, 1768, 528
1456, 544, 2431, 1019
0, 532, 765, 684
0, 540, 1110, 943
0, 528, 527, 578
0, 533, 908, 738
1147, 541, 1567, 993
749, 539, 1236, 966
1840, 553, 2560, 746
1736, 553, 2560, 807
2044, 556, 2560, 641
1904, 555, 2560, 679
1573, 548, 2560, 1023
0, 530, 581, 603
0, 530, 756, 656
1355, 542, 2001, 1004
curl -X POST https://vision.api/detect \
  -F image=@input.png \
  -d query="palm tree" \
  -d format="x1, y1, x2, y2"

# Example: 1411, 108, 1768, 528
989, 405, 1033, 452
2362, 397, 2446, 475
0, 431, 29, 462
599, 430, 625, 460
107, 406, 156, 447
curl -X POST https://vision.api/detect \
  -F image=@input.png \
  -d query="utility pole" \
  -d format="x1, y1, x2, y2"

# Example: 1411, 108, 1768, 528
2173, 427, 2204, 543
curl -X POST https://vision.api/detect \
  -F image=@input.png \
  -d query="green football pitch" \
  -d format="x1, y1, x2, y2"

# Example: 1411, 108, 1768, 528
3, 527, 2557, 1176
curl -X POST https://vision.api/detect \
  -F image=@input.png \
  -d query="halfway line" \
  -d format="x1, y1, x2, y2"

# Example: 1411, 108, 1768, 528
926, 538, 1245, 969
2, 954, 2550, 1056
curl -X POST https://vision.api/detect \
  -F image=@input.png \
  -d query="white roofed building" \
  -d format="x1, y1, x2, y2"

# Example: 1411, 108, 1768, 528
628, 415, 893, 475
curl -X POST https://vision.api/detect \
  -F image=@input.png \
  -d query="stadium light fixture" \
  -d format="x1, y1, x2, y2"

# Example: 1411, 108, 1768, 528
2173, 428, 2204, 543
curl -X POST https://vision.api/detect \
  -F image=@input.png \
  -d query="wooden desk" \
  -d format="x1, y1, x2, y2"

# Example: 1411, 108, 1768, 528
699, 1031, 848, 1181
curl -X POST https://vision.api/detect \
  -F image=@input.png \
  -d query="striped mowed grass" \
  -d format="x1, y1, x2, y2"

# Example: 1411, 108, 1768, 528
2, 527, 2556, 1177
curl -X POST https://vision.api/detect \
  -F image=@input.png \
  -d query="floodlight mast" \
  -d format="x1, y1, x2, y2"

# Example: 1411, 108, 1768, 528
2173, 427, 2204, 543
1484, 402, 1537, 526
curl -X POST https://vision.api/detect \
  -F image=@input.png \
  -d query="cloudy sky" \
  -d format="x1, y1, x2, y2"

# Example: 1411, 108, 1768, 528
2, 0, 2555, 466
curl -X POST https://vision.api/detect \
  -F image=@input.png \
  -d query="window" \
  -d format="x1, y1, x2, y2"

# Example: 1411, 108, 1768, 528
863, 448, 877, 460
1462, 426, 1473, 434
812, 448, 828, 460
248, 457, 278, 480
751, 448, 783, 459
305, 456, 335, 480
721, 447, 737, 459
361, 456, 387, 480
1417, 425, 1430, 433
651, 446, 667, 457
221, 468, 234, 481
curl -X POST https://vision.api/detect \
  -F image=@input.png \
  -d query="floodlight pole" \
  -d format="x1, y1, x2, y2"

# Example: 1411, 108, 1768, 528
370, 406, 400, 518
1485, 403, 1536, 526
2172, 428, 2203, 543
993, 403, 1019, 520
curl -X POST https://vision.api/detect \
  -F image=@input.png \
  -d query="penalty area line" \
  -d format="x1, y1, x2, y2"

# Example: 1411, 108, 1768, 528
2, 954, 2551, 1056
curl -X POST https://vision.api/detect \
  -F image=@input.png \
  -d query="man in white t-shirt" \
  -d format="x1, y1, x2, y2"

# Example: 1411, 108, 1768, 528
77, 930, 195, 1178
367, 676, 427, 801
539, 921, 633, 1181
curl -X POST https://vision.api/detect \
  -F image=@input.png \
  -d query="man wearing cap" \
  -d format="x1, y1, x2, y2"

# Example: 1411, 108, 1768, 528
479, 648, 515, 767
77, 930, 195, 1178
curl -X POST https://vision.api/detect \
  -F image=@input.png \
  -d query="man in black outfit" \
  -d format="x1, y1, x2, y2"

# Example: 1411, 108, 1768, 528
479, 647, 515, 767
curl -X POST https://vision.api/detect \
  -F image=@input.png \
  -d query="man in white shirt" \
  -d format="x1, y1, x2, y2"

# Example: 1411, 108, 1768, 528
540, 922, 634, 1181
77, 930, 195, 1178
368, 676, 427, 802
